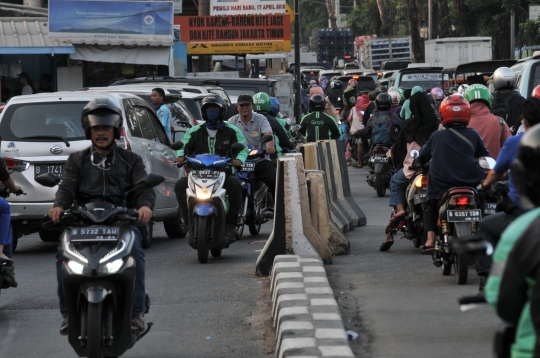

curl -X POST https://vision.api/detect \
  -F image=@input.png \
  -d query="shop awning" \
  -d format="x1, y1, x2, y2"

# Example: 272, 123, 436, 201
0, 17, 74, 55
71, 44, 171, 66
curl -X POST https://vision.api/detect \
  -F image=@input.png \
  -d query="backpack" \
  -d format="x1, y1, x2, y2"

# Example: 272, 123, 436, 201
491, 92, 517, 128
372, 113, 392, 145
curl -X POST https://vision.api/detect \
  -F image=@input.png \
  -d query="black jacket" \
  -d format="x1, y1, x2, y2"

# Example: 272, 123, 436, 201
54, 146, 155, 210
264, 114, 294, 152
328, 89, 343, 108
492, 91, 526, 130
299, 110, 341, 142
0, 157, 9, 182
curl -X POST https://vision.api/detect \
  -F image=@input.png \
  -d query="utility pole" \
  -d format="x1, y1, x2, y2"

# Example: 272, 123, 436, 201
294, 0, 301, 123
199, 0, 211, 72
428, 0, 432, 40
510, 10, 515, 59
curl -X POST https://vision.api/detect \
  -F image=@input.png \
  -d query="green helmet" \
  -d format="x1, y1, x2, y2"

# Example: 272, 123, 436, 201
464, 84, 493, 109
397, 88, 405, 100
253, 92, 271, 113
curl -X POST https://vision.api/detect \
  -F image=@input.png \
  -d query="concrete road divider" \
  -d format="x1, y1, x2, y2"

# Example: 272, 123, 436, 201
299, 143, 351, 233
270, 255, 354, 358
305, 170, 350, 255
256, 156, 332, 276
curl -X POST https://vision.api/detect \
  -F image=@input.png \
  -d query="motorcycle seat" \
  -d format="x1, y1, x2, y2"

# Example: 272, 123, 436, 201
439, 187, 477, 206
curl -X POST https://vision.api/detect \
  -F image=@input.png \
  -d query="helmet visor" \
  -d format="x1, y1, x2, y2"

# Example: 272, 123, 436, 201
86, 113, 122, 129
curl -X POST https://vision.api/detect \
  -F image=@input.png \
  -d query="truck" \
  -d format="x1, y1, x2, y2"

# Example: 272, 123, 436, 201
311, 28, 355, 62
424, 37, 492, 68
355, 36, 412, 70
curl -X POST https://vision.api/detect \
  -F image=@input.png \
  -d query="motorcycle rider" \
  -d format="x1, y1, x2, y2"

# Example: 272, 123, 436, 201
328, 80, 344, 109
150, 87, 172, 140
491, 67, 525, 133
48, 98, 154, 335
228, 94, 277, 202
380, 89, 439, 251
430, 87, 445, 120
416, 94, 489, 254
253, 92, 295, 160
175, 94, 249, 242
474, 97, 540, 291
299, 94, 341, 142
485, 124, 540, 358
463, 84, 511, 159
269, 97, 293, 138
0, 152, 23, 261
342, 79, 358, 120
364, 93, 402, 149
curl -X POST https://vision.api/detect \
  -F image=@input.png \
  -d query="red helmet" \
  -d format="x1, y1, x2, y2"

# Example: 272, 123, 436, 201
440, 94, 471, 126
348, 79, 357, 87
532, 85, 540, 99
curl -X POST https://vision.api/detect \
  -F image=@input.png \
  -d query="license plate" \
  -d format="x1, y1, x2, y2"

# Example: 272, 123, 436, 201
414, 191, 426, 204
447, 209, 482, 222
34, 164, 64, 178
70, 226, 119, 242
240, 162, 256, 171
484, 203, 497, 215
193, 170, 220, 179
370, 156, 388, 163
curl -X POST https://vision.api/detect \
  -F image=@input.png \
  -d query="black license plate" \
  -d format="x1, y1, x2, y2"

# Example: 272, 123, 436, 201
70, 226, 119, 242
370, 156, 388, 163
34, 164, 64, 178
484, 203, 497, 215
447, 209, 482, 222
414, 191, 427, 203
240, 162, 256, 171
193, 170, 220, 179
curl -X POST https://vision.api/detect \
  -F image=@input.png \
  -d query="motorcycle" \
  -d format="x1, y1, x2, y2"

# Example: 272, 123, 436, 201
367, 144, 393, 197
36, 172, 162, 358
173, 142, 245, 264
386, 150, 427, 248
235, 135, 274, 238
431, 157, 496, 285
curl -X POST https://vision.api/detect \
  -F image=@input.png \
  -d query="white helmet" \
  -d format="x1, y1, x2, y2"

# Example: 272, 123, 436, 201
457, 84, 469, 94
493, 67, 516, 91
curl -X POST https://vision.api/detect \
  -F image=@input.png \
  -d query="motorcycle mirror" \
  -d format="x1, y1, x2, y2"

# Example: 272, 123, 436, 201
12, 161, 30, 172
290, 124, 300, 132
410, 149, 420, 159
170, 141, 184, 151
35, 173, 61, 187
478, 157, 496, 170
133, 174, 165, 189
451, 236, 493, 258
231, 142, 245, 154
261, 134, 274, 144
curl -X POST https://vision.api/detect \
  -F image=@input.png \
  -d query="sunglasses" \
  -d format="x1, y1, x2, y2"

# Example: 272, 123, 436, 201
238, 103, 252, 107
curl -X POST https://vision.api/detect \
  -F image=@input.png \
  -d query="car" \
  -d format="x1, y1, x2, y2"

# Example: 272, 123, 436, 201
318, 70, 343, 89
301, 67, 325, 82
387, 66, 444, 92
0, 91, 186, 250
441, 60, 517, 95
504, 55, 540, 98
197, 77, 278, 105
324, 75, 376, 95
342, 69, 379, 83
379, 59, 413, 71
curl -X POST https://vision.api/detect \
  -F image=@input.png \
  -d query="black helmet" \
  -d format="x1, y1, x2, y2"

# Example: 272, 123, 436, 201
309, 94, 326, 111
511, 124, 540, 209
334, 80, 343, 90
81, 97, 123, 140
378, 86, 388, 94
375, 93, 392, 110
201, 94, 226, 122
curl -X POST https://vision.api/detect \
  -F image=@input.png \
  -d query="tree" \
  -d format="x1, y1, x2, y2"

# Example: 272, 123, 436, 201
406, 0, 424, 62
375, 0, 392, 36
345, 0, 382, 36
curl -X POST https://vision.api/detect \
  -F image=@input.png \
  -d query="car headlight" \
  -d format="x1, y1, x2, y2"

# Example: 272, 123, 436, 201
67, 260, 85, 275
196, 186, 212, 200
103, 258, 124, 274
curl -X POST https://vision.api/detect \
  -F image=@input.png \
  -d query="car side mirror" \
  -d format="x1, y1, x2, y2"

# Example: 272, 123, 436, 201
35, 173, 61, 187
261, 134, 274, 144
170, 141, 184, 151
410, 149, 419, 159
479, 157, 496, 170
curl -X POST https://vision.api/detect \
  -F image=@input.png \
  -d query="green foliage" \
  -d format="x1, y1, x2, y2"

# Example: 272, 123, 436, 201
345, 0, 381, 35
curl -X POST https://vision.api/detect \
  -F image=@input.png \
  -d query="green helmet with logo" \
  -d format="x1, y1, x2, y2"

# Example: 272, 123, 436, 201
397, 88, 405, 100
464, 84, 493, 109
253, 92, 271, 113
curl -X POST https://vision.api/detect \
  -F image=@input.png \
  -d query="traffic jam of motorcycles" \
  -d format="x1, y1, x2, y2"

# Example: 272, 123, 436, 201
1, 57, 540, 358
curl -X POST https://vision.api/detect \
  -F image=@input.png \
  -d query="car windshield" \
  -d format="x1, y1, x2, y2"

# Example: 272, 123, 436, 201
222, 88, 258, 97
136, 95, 194, 125
399, 73, 443, 91
1, 102, 87, 141
207, 88, 231, 105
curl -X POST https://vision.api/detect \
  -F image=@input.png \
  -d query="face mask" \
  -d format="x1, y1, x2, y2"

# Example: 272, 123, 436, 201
205, 108, 223, 129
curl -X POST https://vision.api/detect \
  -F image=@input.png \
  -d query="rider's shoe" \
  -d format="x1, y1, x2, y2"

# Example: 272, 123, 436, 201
225, 224, 237, 245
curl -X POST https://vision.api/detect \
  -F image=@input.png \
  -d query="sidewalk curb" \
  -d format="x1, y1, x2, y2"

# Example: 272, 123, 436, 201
270, 255, 354, 358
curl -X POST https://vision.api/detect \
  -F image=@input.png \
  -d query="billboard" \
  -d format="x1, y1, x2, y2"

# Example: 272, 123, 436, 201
210, 0, 286, 16
49, 0, 174, 46
175, 15, 291, 55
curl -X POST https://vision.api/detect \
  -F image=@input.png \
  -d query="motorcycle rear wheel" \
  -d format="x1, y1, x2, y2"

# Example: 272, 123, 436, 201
87, 301, 103, 358
376, 172, 386, 197
455, 253, 469, 285
442, 258, 452, 276
196, 216, 209, 264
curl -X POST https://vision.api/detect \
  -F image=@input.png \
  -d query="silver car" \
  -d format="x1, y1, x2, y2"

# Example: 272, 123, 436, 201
0, 91, 186, 250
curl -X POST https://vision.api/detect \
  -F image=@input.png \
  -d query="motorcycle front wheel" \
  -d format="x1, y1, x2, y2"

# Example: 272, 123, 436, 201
196, 216, 209, 264
376, 172, 386, 197
87, 301, 103, 358
454, 253, 469, 285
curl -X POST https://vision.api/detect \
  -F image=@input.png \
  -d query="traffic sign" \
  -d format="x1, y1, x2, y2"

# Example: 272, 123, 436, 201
286, 4, 294, 24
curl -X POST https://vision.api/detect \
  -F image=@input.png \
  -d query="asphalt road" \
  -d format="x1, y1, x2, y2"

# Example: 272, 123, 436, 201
329, 166, 501, 358
0, 221, 273, 357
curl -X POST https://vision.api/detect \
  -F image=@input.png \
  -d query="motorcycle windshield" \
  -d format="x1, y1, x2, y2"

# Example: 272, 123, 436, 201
188, 154, 228, 168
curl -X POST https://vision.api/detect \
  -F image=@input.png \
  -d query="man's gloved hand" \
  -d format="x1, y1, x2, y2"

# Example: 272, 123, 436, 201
49, 207, 64, 223
409, 158, 422, 170
232, 159, 242, 167
137, 206, 153, 224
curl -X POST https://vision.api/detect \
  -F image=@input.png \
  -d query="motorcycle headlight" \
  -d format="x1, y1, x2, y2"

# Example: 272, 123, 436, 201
102, 258, 124, 274
67, 260, 85, 275
196, 186, 213, 200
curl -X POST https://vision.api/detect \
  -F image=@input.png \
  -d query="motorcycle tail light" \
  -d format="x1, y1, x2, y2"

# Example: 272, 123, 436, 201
336, 109, 341, 114
414, 175, 428, 188
375, 146, 386, 154
116, 127, 131, 151
450, 196, 474, 206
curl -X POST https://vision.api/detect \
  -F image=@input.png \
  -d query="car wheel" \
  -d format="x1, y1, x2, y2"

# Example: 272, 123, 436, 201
163, 210, 188, 239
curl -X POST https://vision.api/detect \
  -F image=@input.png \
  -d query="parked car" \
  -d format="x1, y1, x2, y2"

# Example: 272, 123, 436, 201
380, 59, 413, 71
0, 91, 186, 250
196, 77, 278, 105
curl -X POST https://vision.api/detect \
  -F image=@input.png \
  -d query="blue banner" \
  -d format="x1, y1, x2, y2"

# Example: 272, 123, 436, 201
49, 0, 174, 46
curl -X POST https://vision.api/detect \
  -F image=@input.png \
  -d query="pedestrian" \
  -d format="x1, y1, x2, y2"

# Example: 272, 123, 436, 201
37, 73, 54, 93
18, 72, 35, 95
150, 88, 172, 141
